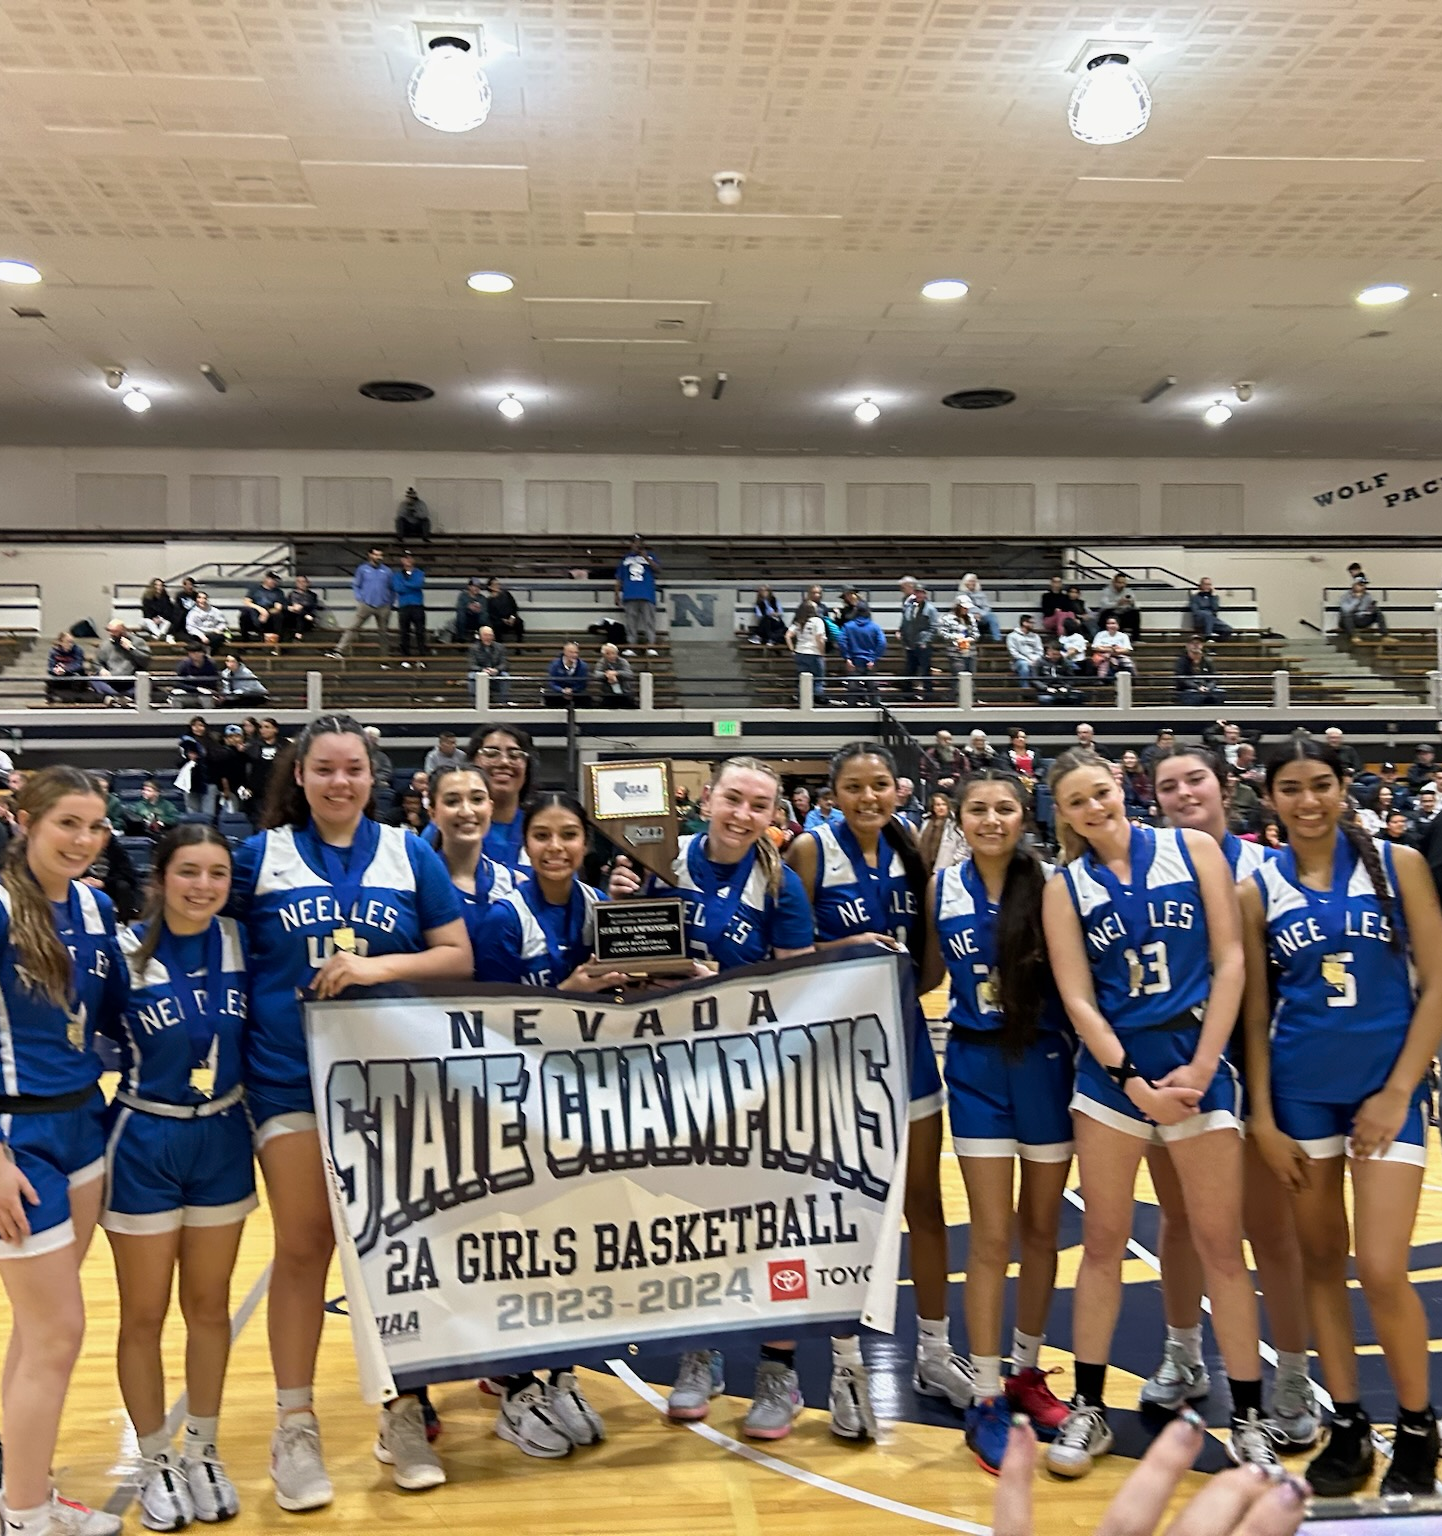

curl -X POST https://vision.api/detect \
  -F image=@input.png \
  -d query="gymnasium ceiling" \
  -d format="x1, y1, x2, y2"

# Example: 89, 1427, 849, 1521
1, 0, 1442, 458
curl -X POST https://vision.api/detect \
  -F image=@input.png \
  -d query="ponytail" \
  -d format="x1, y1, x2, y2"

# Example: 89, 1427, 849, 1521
1339, 814, 1403, 952
881, 818, 931, 955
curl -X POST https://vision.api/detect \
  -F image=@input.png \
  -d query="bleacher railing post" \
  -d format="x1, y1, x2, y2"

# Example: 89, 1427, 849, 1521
474, 672, 490, 712
799, 671, 814, 711
1430, 670, 1442, 717
640, 670, 654, 710
1114, 670, 1132, 711
133, 671, 151, 716
306, 670, 323, 714
957, 670, 974, 713
1272, 669, 1290, 709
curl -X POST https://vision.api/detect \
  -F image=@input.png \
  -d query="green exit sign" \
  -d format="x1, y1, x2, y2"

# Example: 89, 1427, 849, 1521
713, 719, 742, 738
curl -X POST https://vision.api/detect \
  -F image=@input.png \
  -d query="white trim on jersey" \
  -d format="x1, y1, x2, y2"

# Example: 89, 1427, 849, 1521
500, 884, 602, 964
1146, 827, 1189, 889
1063, 859, 1108, 918
1231, 839, 1270, 880
1256, 860, 1308, 922
253, 823, 419, 899
813, 822, 905, 889
672, 834, 770, 912
119, 915, 246, 991
943, 858, 1057, 923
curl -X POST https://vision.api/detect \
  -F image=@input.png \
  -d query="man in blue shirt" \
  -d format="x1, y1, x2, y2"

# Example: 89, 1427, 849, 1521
333, 545, 392, 656
393, 549, 427, 662
237, 570, 285, 642
545, 640, 590, 708
615, 534, 660, 655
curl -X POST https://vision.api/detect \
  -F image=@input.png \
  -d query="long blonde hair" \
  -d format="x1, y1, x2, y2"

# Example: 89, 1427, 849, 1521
1045, 747, 1117, 865
708, 756, 784, 896
3, 766, 106, 1007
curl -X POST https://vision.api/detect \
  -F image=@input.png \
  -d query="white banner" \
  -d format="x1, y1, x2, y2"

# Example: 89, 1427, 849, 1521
306, 952, 913, 1402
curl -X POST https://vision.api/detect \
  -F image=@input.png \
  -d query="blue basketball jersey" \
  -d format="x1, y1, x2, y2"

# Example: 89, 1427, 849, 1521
1254, 832, 1414, 1103
455, 857, 522, 980
229, 818, 462, 1090
474, 877, 604, 988
1062, 825, 1211, 1032
668, 834, 813, 970
484, 811, 532, 872
1222, 832, 1273, 880
807, 821, 919, 950
115, 917, 248, 1104
0, 882, 125, 1098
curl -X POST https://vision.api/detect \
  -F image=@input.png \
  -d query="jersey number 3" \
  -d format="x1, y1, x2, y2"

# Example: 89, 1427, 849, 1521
1124, 941, 1171, 998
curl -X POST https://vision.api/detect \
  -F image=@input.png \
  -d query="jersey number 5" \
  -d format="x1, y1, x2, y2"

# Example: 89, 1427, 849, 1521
1124, 941, 1171, 998
1321, 951, 1356, 1008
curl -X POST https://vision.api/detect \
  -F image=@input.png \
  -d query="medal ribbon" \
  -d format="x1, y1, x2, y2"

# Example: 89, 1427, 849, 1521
686, 836, 758, 955
1278, 831, 1356, 998
153, 919, 228, 1070
303, 817, 380, 937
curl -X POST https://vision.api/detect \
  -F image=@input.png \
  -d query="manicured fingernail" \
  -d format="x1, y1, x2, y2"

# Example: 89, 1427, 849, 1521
1276, 1477, 1307, 1507
1012, 1413, 1028, 1428
1242, 1460, 1270, 1481
1178, 1407, 1205, 1433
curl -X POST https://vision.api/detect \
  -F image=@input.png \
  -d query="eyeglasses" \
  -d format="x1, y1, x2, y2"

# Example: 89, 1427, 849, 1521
477, 747, 528, 763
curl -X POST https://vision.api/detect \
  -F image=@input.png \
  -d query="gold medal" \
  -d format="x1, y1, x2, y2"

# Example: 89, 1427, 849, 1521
1127, 953, 1145, 994
332, 926, 357, 953
978, 971, 1000, 1009
1321, 957, 1345, 987
66, 1007, 86, 1051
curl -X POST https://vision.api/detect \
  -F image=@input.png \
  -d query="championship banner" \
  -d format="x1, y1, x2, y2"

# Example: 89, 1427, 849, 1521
306, 951, 913, 1402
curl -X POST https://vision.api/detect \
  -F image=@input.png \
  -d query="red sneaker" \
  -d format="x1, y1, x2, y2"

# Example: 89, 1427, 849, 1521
1005, 1366, 1070, 1436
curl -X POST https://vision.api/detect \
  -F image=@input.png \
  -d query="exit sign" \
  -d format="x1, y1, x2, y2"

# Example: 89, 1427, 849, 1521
713, 719, 742, 738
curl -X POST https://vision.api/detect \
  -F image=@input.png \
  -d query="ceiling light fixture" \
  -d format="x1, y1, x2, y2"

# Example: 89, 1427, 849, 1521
678, 376, 701, 399
921, 278, 969, 301
121, 387, 152, 414
497, 393, 524, 419
853, 397, 881, 423
712, 172, 745, 207
408, 35, 492, 134
0, 261, 41, 285
1068, 53, 1151, 145
466, 270, 514, 293
1356, 283, 1409, 306
1203, 400, 1232, 427
199, 362, 227, 394
1140, 374, 1177, 404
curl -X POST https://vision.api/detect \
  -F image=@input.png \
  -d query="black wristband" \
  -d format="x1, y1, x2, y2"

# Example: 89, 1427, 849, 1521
1104, 1055, 1142, 1090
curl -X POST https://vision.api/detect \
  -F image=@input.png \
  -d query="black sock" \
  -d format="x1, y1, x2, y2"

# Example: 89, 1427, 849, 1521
1074, 1361, 1107, 1409
1330, 1400, 1364, 1432
761, 1345, 795, 1370
1229, 1378, 1263, 1418
1398, 1405, 1437, 1431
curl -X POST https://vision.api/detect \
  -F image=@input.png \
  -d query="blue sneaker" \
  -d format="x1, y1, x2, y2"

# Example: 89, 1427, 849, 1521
965, 1396, 1012, 1476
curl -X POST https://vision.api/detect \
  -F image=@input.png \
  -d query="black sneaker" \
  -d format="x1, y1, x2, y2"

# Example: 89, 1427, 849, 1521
1306, 1410, 1375, 1497
1380, 1416, 1439, 1498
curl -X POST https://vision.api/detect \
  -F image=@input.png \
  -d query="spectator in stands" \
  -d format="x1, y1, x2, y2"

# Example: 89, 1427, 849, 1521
1235, 742, 1264, 787
750, 586, 785, 647
1374, 760, 1412, 811
1065, 583, 1093, 636
804, 789, 845, 831
1005, 728, 1039, 783
395, 486, 431, 544
486, 577, 525, 643
965, 728, 995, 769
92, 772, 126, 830
393, 549, 428, 661
410, 769, 431, 808
177, 718, 223, 818
1414, 784, 1440, 832
1323, 726, 1362, 776
836, 589, 863, 626
1383, 808, 1414, 844
615, 535, 661, 656
140, 578, 176, 645
1074, 722, 1108, 757
335, 546, 393, 657
1188, 576, 1232, 641
956, 572, 1002, 642
387, 791, 429, 834
281, 574, 320, 644
185, 591, 229, 655
898, 583, 938, 701
1346, 559, 1368, 587
362, 725, 394, 782
1096, 571, 1141, 640
1140, 727, 1176, 771
839, 601, 885, 706
596, 643, 636, 708
425, 731, 467, 775
1119, 750, 1155, 815
123, 779, 178, 840
789, 786, 813, 824
237, 571, 285, 644
935, 599, 979, 681
468, 625, 511, 706
220, 651, 268, 702
170, 576, 199, 643
545, 640, 590, 708
1059, 615, 1090, 671
1174, 634, 1225, 705
95, 619, 151, 697
1035, 639, 1084, 706
786, 600, 829, 705
454, 577, 487, 643
1357, 784, 1398, 836
85, 827, 139, 923
171, 641, 221, 706
218, 725, 252, 814
1006, 613, 1044, 691
47, 629, 120, 706
895, 777, 924, 824
245, 718, 283, 821
1337, 577, 1393, 645
919, 791, 966, 872
1225, 766, 1263, 836
1407, 742, 1438, 791
921, 730, 965, 794
768, 802, 799, 851
1206, 719, 1250, 767
1090, 615, 1135, 679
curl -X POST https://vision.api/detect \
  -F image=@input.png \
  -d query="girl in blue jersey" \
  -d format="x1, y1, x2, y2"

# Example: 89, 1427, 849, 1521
228, 715, 471, 1509
1042, 748, 1276, 1480
916, 769, 1072, 1474
1141, 745, 1318, 1448
102, 826, 252, 1531
1242, 739, 1442, 1498
610, 757, 814, 1438
429, 763, 521, 967
464, 722, 535, 871
0, 767, 126, 1536
786, 743, 963, 1443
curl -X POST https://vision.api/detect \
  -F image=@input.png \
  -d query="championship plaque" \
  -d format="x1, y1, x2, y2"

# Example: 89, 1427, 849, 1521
584, 897, 694, 977
584, 759, 680, 886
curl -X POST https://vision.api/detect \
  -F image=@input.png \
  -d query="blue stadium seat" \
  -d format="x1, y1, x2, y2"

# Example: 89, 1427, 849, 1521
179, 811, 214, 827
218, 811, 252, 842
120, 837, 154, 876
114, 770, 149, 796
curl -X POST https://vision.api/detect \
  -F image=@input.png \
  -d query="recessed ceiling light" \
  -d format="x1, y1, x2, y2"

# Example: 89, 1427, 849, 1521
1357, 283, 1409, 306
466, 270, 514, 293
921, 278, 969, 301
1203, 400, 1232, 427
853, 397, 880, 423
121, 388, 152, 414
0, 261, 42, 285
1068, 53, 1151, 145
497, 393, 524, 418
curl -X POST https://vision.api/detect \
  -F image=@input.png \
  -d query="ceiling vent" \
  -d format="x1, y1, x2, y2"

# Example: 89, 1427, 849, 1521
358, 380, 435, 402
941, 387, 1017, 410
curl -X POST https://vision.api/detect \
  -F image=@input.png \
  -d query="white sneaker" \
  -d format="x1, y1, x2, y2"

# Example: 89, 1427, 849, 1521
44, 1495, 124, 1536
1140, 1340, 1211, 1411
180, 1446, 239, 1523
1045, 1403, 1115, 1479
269, 1413, 333, 1512
1266, 1368, 1321, 1450
495, 1378, 573, 1459
829, 1360, 879, 1442
1229, 1409, 1283, 1474
545, 1370, 605, 1445
373, 1396, 445, 1490
913, 1348, 976, 1410
138, 1455, 195, 1531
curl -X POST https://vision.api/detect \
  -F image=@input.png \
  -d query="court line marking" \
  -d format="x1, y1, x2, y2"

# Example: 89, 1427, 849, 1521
606, 1358, 993, 1535
104, 1260, 273, 1515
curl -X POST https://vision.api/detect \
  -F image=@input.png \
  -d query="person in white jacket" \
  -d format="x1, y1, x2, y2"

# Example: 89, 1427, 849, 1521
185, 591, 230, 655
956, 573, 1002, 641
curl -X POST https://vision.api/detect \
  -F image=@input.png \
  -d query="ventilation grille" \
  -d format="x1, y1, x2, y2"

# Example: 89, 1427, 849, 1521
941, 388, 1016, 410
358, 380, 435, 403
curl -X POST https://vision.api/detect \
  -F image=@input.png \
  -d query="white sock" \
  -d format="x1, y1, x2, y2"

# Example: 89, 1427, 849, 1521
184, 1417, 218, 1455
1011, 1329, 1044, 1371
831, 1335, 864, 1367
971, 1353, 1003, 1400
916, 1316, 951, 1355
1275, 1350, 1309, 1380
2, 1499, 51, 1536
276, 1386, 313, 1423
137, 1428, 172, 1462
1167, 1325, 1203, 1366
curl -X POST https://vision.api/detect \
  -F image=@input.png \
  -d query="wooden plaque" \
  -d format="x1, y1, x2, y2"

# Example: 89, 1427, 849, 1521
583, 759, 680, 885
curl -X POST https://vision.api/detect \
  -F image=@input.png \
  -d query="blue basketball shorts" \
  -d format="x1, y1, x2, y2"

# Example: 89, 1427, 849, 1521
1072, 1023, 1243, 1145
1273, 1083, 1431, 1168
0, 1092, 106, 1259
245, 1077, 318, 1148
945, 1031, 1074, 1163
909, 1004, 944, 1122
102, 1101, 258, 1234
